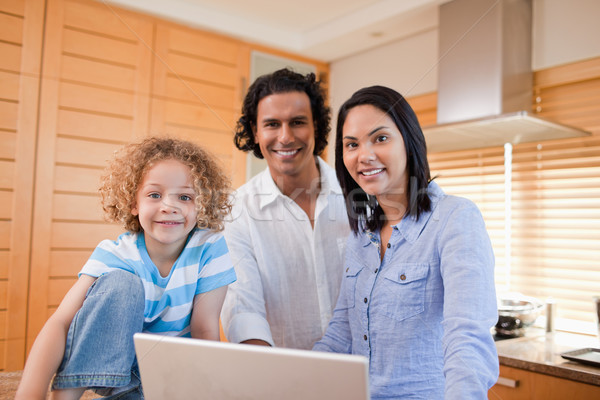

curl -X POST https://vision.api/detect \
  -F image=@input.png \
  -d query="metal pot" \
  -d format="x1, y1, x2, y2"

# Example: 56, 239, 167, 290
495, 295, 543, 338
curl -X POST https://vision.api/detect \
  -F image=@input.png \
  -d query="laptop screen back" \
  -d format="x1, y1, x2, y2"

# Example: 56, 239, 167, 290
134, 333, 370, 400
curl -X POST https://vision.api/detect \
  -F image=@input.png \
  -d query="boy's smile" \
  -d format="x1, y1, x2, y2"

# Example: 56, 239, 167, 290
132, 159, 198, 270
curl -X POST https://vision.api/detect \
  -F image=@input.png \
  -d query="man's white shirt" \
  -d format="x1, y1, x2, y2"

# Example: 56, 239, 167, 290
221, 157, 350, 349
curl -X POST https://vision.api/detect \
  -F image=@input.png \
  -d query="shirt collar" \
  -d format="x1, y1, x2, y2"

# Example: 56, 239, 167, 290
256, 156, 340, 210
360, 180, 445, 244
396, 180, 444, 243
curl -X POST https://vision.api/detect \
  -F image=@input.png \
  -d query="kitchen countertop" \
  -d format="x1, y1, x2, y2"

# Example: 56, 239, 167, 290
495, 327, 600, 386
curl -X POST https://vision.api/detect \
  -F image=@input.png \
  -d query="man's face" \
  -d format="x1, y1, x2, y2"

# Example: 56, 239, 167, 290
253, 91, 316, 181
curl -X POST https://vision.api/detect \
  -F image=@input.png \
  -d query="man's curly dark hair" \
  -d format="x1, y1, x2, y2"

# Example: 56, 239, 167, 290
234, 68, 331, 159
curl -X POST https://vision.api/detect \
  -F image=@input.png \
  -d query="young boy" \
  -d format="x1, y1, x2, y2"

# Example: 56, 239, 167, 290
16, 137, 236, 399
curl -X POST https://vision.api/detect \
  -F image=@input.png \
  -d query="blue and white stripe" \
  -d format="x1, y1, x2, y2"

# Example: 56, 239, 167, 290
79, 228, 236, 337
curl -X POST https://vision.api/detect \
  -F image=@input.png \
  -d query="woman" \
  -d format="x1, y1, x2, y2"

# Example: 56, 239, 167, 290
314, 86, 499, 399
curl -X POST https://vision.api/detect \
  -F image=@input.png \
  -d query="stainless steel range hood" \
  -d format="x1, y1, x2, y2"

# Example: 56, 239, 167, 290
422, 0, 590, 153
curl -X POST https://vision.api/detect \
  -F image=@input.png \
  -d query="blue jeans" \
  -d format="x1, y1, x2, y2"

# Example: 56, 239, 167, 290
52, 270, 145, 399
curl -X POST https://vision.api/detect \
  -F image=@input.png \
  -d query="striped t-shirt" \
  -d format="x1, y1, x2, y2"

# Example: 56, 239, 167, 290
79, 228, 236, 337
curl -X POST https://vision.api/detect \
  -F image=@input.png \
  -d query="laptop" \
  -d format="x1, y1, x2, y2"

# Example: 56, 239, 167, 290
134, 333, 370, 400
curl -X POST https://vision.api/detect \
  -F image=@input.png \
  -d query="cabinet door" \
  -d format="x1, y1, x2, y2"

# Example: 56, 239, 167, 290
26, 0, 153, 355
150, 21, 248, 188
489, 365, 600, 400
0, 0, 45, 371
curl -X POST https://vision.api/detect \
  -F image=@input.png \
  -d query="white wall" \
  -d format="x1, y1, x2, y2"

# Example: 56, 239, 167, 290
532, 0, 600, 70
327, 0, 600, 164
329, 27, 439, 112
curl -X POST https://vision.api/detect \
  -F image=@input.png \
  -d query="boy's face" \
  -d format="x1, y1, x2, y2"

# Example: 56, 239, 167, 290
253, 91, 316, 181
132, 159, 198, 260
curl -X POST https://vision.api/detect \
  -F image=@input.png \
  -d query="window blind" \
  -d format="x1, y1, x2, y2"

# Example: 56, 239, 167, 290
428, 147, 508, 288
427, 135, 600, 332
510, 135, 600, 326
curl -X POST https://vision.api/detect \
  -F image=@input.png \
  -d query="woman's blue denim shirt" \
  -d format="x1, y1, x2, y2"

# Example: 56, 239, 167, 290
314, 181, 499, 399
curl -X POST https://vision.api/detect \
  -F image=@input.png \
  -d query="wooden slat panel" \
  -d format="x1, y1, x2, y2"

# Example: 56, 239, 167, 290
407, 92, 437, 127
62, 27, 139, 66
54, 165, 102, 193
533, 57, 600, 136
57, 109, 133, 141
417, 111, 437, 128
0, 131, 16, 159
61, 54, 136, 91
168, 26, 239, 65
535, 82, 600, 113
62, 0, 145, 41
163, 101, 235, 132
28, 0, 153, 365
51, 221, 121, 249
542, 107, 600, 123
536, 78, 600, 102
58, 81, 134, 117
0, 0, 25, 16
0, 251, 8, 279
0, 280, 6, 308
0, 101, 19, 131
166, 52, 237, 88
0, 13, 24, 44
0, 221, 9, 249
0, 191, 12, 220
55, 136, 122, 167
0, 311, 6, 341
163, 124, 234, 164
407, 92, 437, 110
4, 0, 46, 370
0, 160, 14, 189
49, 250, 93, 277
162, 75, 236, 109
0, 42, 22, 72
150, 22, 250, 188
52, 193, 103, 221
0, 71, 20, 100
534, 57, 600, 88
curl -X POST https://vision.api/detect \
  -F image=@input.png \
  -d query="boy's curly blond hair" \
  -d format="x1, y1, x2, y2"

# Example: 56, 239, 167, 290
100, 136, 232, 232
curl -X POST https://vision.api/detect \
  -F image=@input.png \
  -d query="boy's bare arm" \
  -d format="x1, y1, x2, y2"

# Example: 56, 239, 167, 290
190, 286, 228, 341
15, 275, 96, 400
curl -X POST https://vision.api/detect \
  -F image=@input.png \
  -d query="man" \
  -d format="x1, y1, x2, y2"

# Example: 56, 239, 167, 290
221, 68, 349, 349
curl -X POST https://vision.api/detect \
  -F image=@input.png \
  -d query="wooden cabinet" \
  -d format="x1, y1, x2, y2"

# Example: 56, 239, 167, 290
0, 0, 45, 372
0, 0, 327, 371
489, 365, 600, 400
149, 20, 248, 188
26, 0, 155, 366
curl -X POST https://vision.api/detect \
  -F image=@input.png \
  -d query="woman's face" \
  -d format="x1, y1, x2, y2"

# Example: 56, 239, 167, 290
341, 104, 409, 211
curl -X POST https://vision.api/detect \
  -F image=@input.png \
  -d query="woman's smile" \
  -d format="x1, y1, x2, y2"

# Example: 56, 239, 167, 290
342, 104, 408, 205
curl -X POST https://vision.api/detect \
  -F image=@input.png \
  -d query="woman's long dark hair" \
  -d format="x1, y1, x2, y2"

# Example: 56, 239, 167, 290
335, 86, 432, 234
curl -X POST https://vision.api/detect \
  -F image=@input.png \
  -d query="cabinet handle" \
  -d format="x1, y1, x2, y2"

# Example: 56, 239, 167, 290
496, 376, 519, 388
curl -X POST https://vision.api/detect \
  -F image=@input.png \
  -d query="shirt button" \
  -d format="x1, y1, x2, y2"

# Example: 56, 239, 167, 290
363, 334, 368, 341
400, 274, 406, 281
363, 297, 368, 303
387, 243, 391, 248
